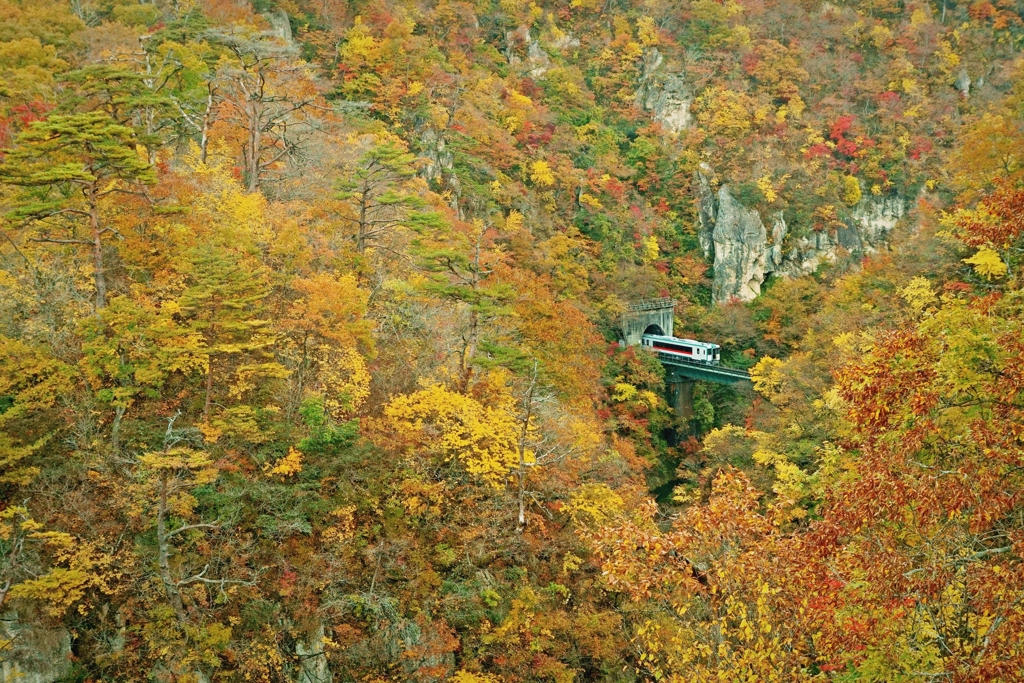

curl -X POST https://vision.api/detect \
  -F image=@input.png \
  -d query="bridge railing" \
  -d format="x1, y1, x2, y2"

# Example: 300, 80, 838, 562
653, 351, 751, 378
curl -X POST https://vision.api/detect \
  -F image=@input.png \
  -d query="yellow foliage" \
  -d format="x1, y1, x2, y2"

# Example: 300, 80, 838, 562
565, 483, 625, 526
756, 174, 778, 203
320, 347, 371, 418
451, 671, 503, 683
530, 159, 556, 187
9, 539, 119, 617
384, 380, 525, 487
963, 247, 1008, 280
181, 143, 270, 247
637, 16, 659, 46
578, 192, 602, 209
264, 446, 303, 479
842, 175, 862, 206
321, 505, 357, 545
696, 87, 753, 137
936, 40, 961, 74
788, 95, 806, 118
900, 277, 938, 313
394, 477, 447, 518
641, 234, 660, 262
340, 17, 381, 65
612, 382, 638, 402
505, 209, 525, 232
749, 356, 785, 399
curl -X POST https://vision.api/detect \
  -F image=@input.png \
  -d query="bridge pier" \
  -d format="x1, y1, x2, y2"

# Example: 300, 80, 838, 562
667, 378, 696, 438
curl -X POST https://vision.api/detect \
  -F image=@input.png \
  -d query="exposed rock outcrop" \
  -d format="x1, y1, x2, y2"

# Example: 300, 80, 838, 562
296, 623, 332, 683
955, 68, 971, 97
419, 128, 453, 185
264, 10, 292, 43
1, 613, 73, 683
636, 48, 692, 134
505, 27, 551, 78
708, 186, 772, 302
418, 128, 462, 214
698, 178, 906, 302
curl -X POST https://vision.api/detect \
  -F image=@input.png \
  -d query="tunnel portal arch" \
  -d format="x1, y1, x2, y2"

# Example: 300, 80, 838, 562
643, 324, 665, 336
621, 298, 676, 346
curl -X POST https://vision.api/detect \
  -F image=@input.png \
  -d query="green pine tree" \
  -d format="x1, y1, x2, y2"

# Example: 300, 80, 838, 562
177, 244, 280, 425
0, 111, 156, 309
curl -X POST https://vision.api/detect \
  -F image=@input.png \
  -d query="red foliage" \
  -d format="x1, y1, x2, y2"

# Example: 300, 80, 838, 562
908, 137, 932, 160
876, 91, 901, 107
955, 180, 1024, 247
969, 1, 997, 19
741, 51, 761, 75
830, 115, 854, 141
835, 137, 859, 156
805, 143, 831, 159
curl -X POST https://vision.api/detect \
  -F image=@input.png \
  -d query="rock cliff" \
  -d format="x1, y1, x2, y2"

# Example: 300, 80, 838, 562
636, 49, 692, 134
1, 613, 73, 683
697, 179, 905, 302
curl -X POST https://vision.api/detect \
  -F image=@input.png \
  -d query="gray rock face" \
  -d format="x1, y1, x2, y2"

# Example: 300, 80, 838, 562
419, 128, 453, 185
636, 49, 692, 134
710, 186, 770, 302
296, 623, 332, 683
1, 613, 73, 683
264, 10, 292, 43
698, 178, 905, 302
955, 68, 971, 97
418, 128, 461, 214
505, 27, 552, 78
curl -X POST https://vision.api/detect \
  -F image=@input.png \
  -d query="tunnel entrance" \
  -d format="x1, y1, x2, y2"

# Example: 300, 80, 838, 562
643, 324, 665, 336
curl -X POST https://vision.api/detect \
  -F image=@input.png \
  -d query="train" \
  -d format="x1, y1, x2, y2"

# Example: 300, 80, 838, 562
641, 334, 721, 365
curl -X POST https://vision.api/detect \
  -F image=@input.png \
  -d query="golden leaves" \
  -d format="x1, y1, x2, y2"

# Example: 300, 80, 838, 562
530, 159, 555, 187
748, 356, 786, 401
962, 246, 1008, 280
382, 378, 522, 488
264, 446, 303, 479
564, 483, 624, 527
900, 277, 938, 312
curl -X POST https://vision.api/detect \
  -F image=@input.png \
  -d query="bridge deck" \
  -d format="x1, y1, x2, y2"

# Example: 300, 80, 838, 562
654, 352, 752, 385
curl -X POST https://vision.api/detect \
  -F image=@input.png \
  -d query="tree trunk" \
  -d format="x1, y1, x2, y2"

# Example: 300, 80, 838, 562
203, 313, 218, 423
246, 104, 261, 192
516, 363, 537, 532
89, 183, 106, 310
200, 85, 216, 165
203, 360, 214, 424
111, 403, 126, 451
356, 186, 369, 253
157, 477, 188, 622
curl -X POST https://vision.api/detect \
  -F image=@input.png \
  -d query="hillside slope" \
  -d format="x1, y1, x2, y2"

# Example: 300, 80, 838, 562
0, 0, 1023, 681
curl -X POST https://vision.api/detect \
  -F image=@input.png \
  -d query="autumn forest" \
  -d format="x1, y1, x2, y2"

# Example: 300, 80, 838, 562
0, 0, 1023, 680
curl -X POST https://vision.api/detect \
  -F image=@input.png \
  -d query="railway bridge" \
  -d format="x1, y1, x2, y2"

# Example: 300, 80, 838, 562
621, 298, 751, 433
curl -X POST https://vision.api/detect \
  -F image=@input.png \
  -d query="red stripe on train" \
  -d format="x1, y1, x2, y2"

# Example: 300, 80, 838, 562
653, 344, 693, 355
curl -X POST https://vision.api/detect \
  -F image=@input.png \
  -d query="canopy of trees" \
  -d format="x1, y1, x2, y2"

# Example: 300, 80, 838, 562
0, 0, 1022, 681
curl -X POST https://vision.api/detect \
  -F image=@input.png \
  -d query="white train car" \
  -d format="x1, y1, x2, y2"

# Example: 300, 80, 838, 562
641, 334, 721, 365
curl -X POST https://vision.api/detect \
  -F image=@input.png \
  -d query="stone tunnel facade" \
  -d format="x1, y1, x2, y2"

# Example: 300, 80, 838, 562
621, 298, 676, 346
